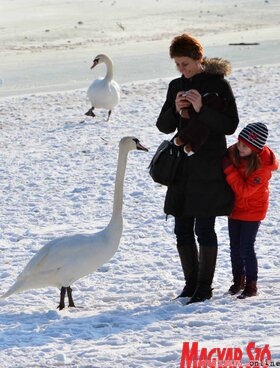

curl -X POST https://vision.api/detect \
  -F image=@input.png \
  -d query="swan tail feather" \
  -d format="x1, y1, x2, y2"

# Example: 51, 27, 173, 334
1, 279, 27, 299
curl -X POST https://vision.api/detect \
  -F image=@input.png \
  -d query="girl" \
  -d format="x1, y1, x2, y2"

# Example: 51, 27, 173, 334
223, 122, 278, 298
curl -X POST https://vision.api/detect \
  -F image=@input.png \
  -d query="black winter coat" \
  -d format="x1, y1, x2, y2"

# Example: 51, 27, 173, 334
156, 58, 239, 218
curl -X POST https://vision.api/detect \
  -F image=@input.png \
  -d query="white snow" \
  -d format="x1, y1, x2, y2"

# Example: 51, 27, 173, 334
0, 0, 280, 367
0, 65, 279, 367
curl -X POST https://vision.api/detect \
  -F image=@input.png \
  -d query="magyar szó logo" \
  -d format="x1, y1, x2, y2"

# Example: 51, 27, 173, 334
180, 342, 272, 368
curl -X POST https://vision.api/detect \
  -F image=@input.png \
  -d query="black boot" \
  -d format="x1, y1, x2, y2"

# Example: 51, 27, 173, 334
187, 245, 217, 304
228, 275, 245, 295
176, 243, 198, 298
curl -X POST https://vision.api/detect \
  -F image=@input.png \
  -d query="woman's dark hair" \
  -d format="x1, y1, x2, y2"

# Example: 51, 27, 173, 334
232, 144, 261, 177
169, 33, 204, 60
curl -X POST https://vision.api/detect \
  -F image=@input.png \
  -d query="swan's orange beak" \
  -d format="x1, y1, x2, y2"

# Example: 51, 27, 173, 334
90, 59, 99, 69
136, 142, 149, 152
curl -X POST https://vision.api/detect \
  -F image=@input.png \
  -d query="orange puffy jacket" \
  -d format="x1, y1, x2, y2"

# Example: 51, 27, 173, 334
224, 145, 278, 221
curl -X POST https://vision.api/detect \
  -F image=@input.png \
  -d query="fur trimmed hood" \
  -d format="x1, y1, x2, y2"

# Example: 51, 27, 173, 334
202, 57, 231, 76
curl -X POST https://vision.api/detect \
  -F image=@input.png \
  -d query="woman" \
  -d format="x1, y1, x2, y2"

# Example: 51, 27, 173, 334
156, 33, 239, 304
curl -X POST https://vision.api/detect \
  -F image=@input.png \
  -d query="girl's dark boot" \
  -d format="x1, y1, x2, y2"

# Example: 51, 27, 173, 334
237, 280, 257, 299
228, 275, 245, 295
187, 245, 217, 304
176, 243, 198, 298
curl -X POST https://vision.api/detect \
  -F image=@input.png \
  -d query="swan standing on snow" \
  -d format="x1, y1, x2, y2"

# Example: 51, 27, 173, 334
1, 137, 148, 310
85, 54, 121, 121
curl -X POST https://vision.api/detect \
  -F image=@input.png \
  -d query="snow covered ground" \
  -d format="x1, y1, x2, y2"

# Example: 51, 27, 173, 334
0, 0, 280, 366
0, 63, 279, 367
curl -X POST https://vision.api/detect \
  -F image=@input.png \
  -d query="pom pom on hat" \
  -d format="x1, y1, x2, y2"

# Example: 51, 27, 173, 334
238, 122, 268, 152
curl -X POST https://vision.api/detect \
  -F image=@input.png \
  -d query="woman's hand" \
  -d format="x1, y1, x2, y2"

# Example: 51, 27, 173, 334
185, 89, 203, 112
175, 91, 191, 113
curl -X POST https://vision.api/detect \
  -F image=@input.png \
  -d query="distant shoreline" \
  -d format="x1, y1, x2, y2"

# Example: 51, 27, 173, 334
1, 38, 280, 99
1, 0, 280, 98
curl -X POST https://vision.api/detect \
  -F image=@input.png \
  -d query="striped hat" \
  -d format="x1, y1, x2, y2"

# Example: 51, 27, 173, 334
238, 122, 268, 152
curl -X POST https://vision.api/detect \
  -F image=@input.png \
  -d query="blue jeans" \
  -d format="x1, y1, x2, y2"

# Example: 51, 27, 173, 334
228, 219, 260, 282
174, 216, 218, 247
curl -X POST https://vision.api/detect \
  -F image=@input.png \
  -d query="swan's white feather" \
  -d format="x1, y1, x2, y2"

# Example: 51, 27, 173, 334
19, 230, 119, 286
87, 54, 120, 113
1, 137, 145, 302
1, 221, 121, 299
87, 78, 120, 110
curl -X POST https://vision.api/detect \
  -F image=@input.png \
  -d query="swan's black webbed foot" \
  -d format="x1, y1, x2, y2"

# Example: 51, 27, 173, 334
57, 286, 66, 310
85, 107, 95, 117
66, 286, 76, 308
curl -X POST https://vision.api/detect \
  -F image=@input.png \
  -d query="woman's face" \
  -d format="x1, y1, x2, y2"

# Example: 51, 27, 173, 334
174, 56, 202, 78
237, 141, 253, 157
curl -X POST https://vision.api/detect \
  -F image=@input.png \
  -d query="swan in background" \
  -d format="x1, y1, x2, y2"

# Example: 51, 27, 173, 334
85, 54, 121, 121
1, 137, 148, 310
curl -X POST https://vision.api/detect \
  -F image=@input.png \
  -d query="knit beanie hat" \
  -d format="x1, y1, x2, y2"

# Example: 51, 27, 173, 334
238, 122, 268, 152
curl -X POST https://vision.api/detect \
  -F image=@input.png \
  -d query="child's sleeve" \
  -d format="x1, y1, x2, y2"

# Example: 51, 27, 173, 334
224, 165, 272, 198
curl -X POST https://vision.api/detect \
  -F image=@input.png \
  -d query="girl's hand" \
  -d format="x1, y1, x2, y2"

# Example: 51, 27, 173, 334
175, 91, 191, 113
185, 89, 202, 113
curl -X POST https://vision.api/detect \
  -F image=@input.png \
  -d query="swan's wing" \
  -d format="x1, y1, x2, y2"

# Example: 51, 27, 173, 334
16, 233, 104, 281
87, 79, 120, 108
16, 236, 67, 280
111, 80, 121, 94
87, 77, 103, 93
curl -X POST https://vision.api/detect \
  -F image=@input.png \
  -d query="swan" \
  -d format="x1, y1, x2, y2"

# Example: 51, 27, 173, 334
85, 54, 121, 121
1, 137, 148, 310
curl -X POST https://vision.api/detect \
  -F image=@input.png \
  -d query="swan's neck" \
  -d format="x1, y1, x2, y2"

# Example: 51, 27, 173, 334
108, 146, 128, 230
104, 58, 114, 81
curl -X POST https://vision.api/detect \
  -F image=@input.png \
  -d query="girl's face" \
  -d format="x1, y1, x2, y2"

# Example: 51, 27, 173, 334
237, 141, 253, 157
174, 56, 202, 79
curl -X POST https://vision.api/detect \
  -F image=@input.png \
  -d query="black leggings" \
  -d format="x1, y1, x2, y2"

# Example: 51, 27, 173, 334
174, 216, 218, 247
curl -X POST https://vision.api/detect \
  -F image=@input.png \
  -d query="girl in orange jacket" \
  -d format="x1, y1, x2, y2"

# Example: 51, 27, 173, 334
223, 122, 278, 298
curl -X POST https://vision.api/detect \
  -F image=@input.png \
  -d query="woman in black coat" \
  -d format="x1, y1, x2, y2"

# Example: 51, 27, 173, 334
156, 34, 239, 304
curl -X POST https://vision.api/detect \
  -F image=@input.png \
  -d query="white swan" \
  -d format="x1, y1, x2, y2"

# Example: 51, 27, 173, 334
85, 54, 121, 121
1, 137, 148, 310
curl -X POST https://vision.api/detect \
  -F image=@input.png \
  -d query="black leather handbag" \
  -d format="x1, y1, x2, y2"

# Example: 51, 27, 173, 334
148, 139, 182, 186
